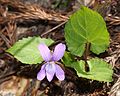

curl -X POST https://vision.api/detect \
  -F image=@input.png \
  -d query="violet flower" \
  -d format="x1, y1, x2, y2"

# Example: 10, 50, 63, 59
37, 43, 66, 82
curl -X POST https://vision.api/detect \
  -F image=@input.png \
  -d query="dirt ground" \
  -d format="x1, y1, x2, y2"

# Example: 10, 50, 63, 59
0, 0, 120, 96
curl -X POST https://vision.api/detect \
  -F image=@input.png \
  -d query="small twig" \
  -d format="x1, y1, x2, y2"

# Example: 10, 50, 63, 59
41, 20, 68, 37
0, 32, 11, 48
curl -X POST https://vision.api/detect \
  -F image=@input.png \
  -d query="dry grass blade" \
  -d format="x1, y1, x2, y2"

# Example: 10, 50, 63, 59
106, 15, 120, 26
109, 78, 120, 96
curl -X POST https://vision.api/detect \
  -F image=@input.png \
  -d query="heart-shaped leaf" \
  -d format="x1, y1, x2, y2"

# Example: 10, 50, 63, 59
73, 58, 113, 82
7, 37, 54, 64
65, 6, 110, 56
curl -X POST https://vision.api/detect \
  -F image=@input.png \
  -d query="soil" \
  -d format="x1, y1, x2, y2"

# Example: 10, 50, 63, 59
0, 0, 120, 96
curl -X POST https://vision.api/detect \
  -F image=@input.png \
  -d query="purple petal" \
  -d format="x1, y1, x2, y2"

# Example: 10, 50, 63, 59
55, 64, 65, 81
52, 43, 66, 61
37, 64, 46, 81
38, 43, 52, 62
45, 62, 56, 82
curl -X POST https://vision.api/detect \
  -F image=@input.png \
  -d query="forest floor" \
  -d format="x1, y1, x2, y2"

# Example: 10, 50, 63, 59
0, 0, 120, 96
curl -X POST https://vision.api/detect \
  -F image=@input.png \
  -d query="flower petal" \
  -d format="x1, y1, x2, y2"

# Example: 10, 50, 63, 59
37, 64, 46, 81
38, 43, 52, 62
52, 43, 66, 61
45, 62, 56, 82
55, 64, 65, 81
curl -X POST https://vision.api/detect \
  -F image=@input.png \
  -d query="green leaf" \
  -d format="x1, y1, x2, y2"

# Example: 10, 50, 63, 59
62, 52, 113, 82
73, 58, 113, 82
7, 37, 54, 64
65, 6, 110, 56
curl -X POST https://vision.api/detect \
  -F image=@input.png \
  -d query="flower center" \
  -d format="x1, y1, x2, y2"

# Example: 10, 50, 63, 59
45, 61, 56, 73
49, 61, 55, 65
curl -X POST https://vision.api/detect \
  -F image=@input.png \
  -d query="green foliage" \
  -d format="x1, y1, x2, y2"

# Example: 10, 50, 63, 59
74, 58, 113, 82
62, 53, 113, 82
65, 6, 109, 57
7, 37, 54, 64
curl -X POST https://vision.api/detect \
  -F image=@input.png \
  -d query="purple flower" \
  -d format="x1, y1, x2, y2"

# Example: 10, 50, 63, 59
37, 43, 66, 82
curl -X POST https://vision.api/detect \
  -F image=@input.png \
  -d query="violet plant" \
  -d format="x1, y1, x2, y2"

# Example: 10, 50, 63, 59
63, 6, 113, 82
7, 6, 113, 82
